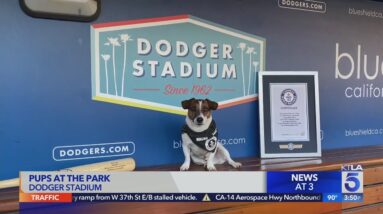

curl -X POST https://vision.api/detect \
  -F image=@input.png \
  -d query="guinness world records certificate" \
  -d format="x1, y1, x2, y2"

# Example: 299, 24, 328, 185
259, 72, 321, 158
270, 83, 309, 142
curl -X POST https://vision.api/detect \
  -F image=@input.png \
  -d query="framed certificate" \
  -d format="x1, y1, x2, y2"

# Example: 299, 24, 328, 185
259, 71, 321, 158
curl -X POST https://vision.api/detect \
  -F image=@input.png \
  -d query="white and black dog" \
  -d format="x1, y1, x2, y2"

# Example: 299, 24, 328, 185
180, 98, 242, 171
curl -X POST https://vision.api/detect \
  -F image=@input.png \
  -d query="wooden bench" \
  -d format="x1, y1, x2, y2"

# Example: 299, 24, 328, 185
1, 146, 383, 213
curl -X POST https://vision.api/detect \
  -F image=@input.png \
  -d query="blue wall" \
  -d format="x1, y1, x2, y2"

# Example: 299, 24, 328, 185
1, 0, 383, 180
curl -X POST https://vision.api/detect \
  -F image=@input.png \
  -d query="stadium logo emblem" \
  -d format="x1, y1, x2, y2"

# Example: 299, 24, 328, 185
91, 15, 266, 115
281, 89, 297, 105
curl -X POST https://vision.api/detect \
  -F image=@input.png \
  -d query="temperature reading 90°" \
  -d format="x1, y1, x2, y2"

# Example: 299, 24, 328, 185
327, 194, 338, 201
323, 193, 342, 202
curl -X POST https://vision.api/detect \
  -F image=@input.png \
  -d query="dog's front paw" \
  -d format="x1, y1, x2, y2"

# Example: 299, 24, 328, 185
206, 164, 216, 171
180, 163, 190, 171
229, 161, 242, 168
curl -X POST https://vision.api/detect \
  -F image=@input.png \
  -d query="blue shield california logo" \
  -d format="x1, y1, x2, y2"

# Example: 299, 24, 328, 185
91, 15, 266, 115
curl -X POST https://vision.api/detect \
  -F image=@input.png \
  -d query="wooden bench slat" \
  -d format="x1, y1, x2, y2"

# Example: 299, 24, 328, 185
343, 184, 383, 209
343, 202, 383, 214
140, 146, 383, 171
364, 166, 383, 185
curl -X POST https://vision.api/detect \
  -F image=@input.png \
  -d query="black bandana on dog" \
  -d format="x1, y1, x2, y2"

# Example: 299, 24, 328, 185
182, 120, 218, 152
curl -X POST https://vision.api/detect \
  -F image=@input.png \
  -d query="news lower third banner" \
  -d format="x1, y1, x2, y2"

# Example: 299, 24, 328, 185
19, 165, 363, 203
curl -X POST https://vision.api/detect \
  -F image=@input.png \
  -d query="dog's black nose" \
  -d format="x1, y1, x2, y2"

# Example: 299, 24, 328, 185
196, 117, 203, 123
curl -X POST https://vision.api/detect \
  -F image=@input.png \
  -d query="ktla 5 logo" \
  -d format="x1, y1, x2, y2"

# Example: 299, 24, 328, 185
342, 164, 364, 193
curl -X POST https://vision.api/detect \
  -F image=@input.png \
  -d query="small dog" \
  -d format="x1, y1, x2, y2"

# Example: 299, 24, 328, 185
180, 98, 242, 171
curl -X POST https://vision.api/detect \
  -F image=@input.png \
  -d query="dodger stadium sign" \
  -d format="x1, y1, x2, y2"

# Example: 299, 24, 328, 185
91, 15, 266, 115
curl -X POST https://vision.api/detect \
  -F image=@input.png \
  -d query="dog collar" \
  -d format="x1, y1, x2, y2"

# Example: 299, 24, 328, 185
182, 120, 218, 152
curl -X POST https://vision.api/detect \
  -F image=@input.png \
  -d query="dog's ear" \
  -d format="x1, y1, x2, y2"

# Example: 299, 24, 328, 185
206, 99, 218, 110
181, 98, 195, 109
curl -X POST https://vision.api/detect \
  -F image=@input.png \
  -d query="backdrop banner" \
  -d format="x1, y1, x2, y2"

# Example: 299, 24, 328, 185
1, 0, 383, 180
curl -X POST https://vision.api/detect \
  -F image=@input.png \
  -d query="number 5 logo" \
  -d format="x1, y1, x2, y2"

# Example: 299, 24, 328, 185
342, 172, 363, 193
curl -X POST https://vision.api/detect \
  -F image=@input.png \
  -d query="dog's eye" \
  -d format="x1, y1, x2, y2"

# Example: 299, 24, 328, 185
202, 108, 209, 112
190, 107, 197, 111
